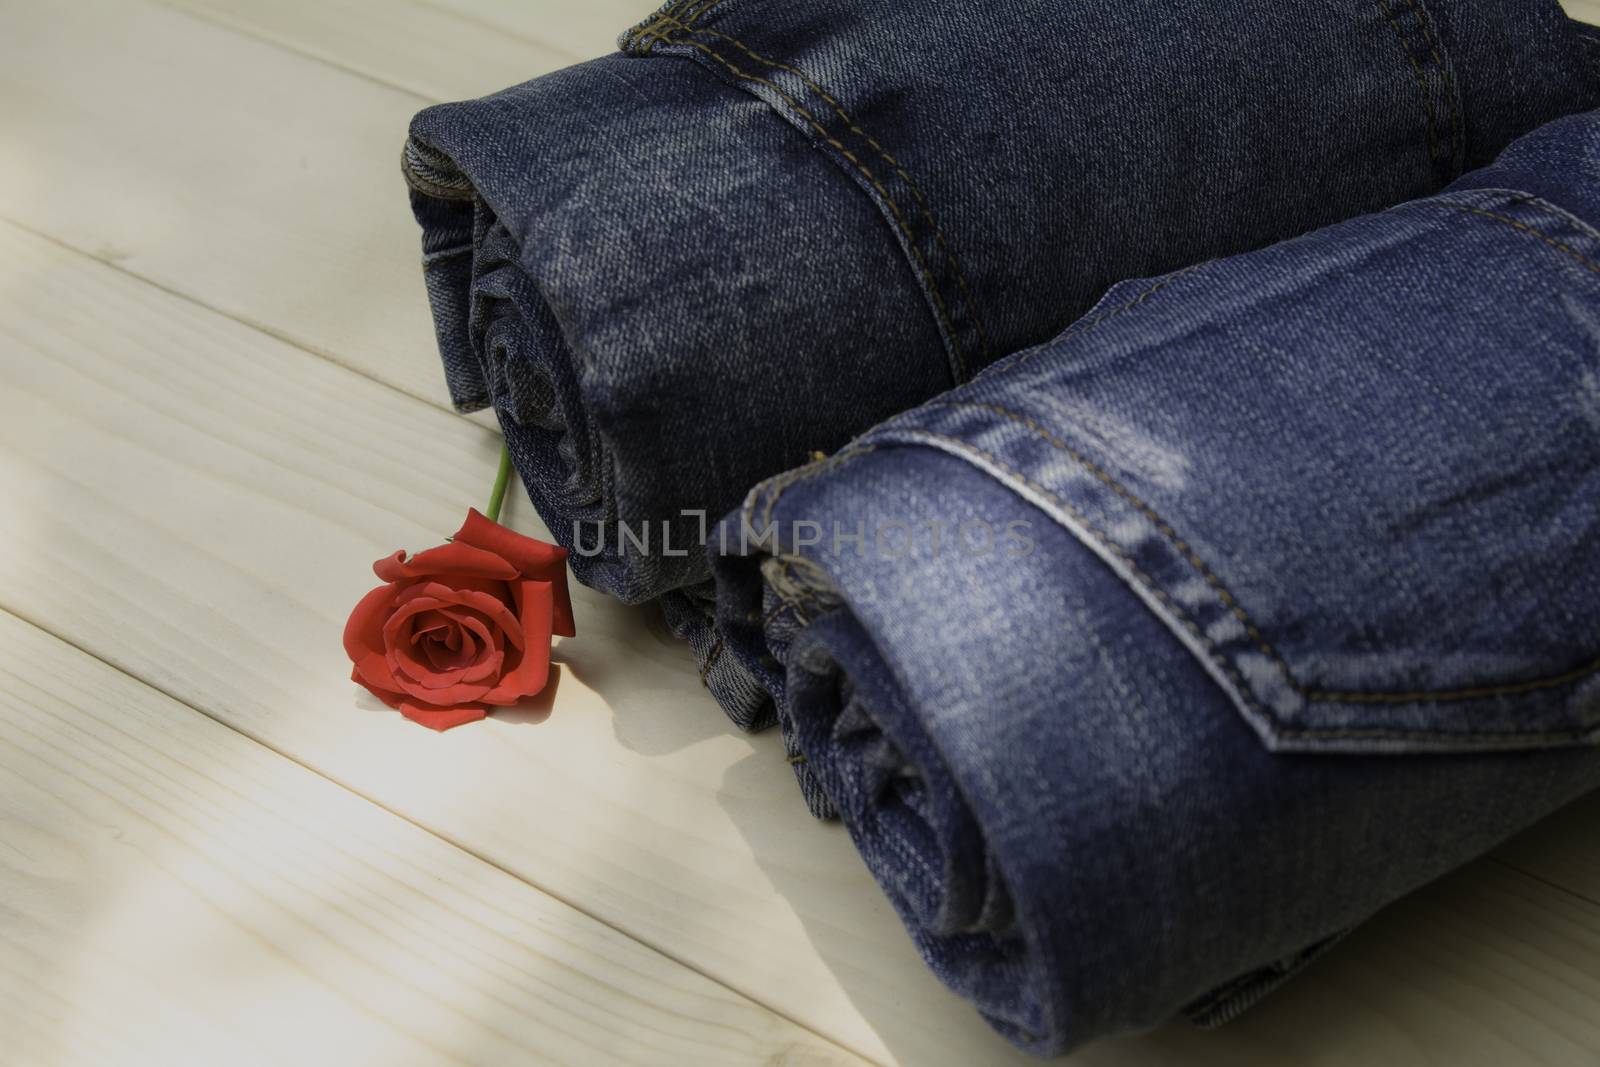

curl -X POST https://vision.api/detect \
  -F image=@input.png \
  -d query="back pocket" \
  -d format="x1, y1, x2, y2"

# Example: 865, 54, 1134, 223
876, 191, 1600, 753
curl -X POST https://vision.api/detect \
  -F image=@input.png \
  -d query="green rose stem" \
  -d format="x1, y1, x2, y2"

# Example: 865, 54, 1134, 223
486, 442, 513, 524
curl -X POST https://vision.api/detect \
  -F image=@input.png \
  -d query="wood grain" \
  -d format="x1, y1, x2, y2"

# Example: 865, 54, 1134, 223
0, 0, 482, 419
3, 0, 1600, 1062
0, 609, 862, 1067
158, 0, 655, 101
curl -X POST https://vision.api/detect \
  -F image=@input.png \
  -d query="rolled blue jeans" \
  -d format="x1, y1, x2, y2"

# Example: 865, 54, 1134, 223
403, 0, 1600, 722
707, 112, 1600, 1054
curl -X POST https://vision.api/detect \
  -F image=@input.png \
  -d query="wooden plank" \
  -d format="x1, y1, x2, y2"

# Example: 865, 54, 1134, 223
157, 0, 655, 102
0, 0, 473, 418
0, 609, 863, 1067
1494, 795, 1600, 907
5, 213, 1600, 1066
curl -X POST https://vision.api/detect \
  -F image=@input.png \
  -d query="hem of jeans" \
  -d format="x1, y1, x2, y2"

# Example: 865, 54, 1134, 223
1184, 929, 1352, 1028
782, 611, 1055, 1048
402, 137, 476, 201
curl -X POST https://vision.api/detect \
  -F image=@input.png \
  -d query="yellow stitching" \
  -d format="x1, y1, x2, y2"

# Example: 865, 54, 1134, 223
934, 399, 1297, 682
698, 636, 725, 682
1436, 202, 1600, 276
1304, 657, 1600, 703
648, 11, 992, 362
909, 429, 1599, 741
686, 0, 728, 26
931, 400, 1600, 707
624, 0, 694, 52
1376, 0, 1443, 167
756, 444, 879, 529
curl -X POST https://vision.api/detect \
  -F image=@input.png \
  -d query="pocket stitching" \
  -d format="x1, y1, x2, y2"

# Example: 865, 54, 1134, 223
1430, 201, 1600, 277
904, 427, 1597, 743
923, 402, 1600, 713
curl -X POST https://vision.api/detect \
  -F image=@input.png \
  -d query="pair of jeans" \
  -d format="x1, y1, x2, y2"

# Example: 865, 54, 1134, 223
403, 0, 1600, 725
706, 111, 1600, 1055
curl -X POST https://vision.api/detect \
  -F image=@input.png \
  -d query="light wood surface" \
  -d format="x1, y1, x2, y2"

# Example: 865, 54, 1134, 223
0, 0, 1597, 1064
0, 611, 862, 1067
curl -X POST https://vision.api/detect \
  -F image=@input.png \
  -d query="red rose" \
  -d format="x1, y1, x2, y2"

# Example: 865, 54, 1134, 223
344, 509, 575, 730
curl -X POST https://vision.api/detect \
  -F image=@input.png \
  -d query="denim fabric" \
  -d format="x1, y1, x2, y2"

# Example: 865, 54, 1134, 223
404, 1, 1600, 723
707, 112, 1600, 1053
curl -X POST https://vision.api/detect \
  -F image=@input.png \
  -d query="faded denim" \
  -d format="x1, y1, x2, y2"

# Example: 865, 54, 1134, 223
403, 1, 1600, 722
708, 112, 1600, 1054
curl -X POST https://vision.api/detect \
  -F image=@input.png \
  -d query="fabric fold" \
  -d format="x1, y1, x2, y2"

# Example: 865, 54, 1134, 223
404, 1, 1600, 728
707, 112, 1600, 1053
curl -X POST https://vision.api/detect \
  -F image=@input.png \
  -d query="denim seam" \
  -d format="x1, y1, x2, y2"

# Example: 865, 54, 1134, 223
754, 444, 881, 531
931, 399, 1600, 709
639, 11, 992, 368
698, 637, 725, 682
1374, 0, 1459, 176
1376, 0, 1439, 164
901, 428, 1598, 744
1185, 930, 1352, 1028
1430, 202, 1600, 277
1404, 0, 1463, 170
621, 0, 726, 51
768, 558, 832, 619
703, 596, 801, 687
628, 21, 975, 381
685, 0, 728, 26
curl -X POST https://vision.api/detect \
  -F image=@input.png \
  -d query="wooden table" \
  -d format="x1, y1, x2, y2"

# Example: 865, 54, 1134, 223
2, 1, 1598, 1062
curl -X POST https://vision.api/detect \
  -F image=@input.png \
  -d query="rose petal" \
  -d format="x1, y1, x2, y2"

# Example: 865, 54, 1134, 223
455, 509, 576, 637
343, 583, 404, 692
410, 613, 454, 648
483, 579, 554, 704
393, 584, 525, 650
412, 609, 477, 670
400, 625, 477, 683
372, 540, 518, 583
404, 611, 503, 688
444, 612, 506, 684
380, 599, 496, 703
400, 702, 487, 731
351, 665, 404, 709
